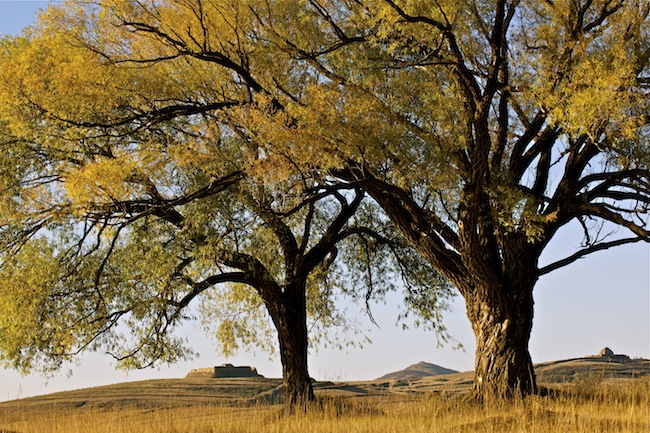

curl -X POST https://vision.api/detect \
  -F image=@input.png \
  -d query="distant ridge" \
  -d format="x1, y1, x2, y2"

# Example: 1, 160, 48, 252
1, 354, 648, 409
376, 361, 458, 381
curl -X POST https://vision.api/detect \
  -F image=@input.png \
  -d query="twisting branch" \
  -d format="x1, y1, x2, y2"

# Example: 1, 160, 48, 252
91, 170, 244, 228
24, 87, 239, 131
172, 271, 252, 313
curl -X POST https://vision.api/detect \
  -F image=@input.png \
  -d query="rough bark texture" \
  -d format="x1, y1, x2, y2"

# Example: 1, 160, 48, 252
465, 282, 536, 398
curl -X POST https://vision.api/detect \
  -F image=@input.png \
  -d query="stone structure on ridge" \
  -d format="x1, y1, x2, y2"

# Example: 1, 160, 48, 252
186, 363, 263, 379
597, 347, 630, 361
599, 347, 614, 357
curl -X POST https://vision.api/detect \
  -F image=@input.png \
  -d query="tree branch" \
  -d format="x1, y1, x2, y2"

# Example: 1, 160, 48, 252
575, 203, 650, 239
303, 189, 365, 274
93, 170, 244, 228
538, 237, 645, 276
172, 271, 252, 311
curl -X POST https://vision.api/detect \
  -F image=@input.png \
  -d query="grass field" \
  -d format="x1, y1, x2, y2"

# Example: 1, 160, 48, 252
1, 377, 648, 433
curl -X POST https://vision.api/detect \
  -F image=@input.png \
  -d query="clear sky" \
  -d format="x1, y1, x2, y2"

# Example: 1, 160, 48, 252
0, 0, 648, 402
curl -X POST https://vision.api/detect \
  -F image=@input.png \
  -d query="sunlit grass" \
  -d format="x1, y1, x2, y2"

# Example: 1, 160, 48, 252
1, 378, 648, 433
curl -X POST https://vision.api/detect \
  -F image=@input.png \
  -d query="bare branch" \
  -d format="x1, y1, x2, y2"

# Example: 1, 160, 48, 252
538, 237, 646, 276
575, 203, 650, 239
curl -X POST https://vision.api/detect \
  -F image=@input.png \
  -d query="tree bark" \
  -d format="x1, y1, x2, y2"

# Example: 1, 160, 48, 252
464, 278, 537, 399
272, 285, 315, 410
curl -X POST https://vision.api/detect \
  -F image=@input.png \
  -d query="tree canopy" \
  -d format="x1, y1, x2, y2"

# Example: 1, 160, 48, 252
0, 0, 453, 407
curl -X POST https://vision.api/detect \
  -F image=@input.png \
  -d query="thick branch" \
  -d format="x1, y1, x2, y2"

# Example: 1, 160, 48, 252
173, 271, 252, 311
575, 203, 650, 239
337, 167, 465, 281
509, 111, 547, 179
217, 250, 284, 307
512, 126, 559, 185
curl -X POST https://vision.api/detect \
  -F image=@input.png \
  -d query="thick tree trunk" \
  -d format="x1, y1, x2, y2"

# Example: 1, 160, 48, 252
278, 328, 314, 409
465, 280, 536, 399
273, 287, 315, 410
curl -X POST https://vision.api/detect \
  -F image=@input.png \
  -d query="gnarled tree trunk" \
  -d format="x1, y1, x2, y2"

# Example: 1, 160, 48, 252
464, 274, 537, 399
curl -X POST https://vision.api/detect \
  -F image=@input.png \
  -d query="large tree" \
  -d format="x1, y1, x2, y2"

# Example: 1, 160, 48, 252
247, 0, 649, 399
0, 0, 452, 409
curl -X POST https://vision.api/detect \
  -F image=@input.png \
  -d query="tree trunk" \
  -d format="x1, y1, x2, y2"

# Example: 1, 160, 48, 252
357, 175, 541, 400
273, 287, 315, 410
465, 279, 536, 399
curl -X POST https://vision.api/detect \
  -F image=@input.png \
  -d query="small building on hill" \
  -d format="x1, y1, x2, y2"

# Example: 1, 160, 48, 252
599, 347, 614, 357
597, 347, 630, 361
186, 363, 263, 379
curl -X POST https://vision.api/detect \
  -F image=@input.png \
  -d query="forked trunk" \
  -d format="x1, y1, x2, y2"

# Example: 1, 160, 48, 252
465, 280, 537, 399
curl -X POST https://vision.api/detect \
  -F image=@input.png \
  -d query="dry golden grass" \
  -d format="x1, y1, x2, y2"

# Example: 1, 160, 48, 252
1, 378, 648, 433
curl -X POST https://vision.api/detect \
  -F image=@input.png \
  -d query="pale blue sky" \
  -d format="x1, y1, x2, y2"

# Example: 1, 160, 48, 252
0, 1, 648, 402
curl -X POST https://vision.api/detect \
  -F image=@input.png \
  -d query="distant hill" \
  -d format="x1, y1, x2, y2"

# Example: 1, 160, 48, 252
376, 361, 458, 381
535, 356, 650, 382
375, 351, 650, 384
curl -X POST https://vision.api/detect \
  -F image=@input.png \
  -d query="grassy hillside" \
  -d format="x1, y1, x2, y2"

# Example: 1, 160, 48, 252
1, 378, 648, 433
536, 357, 650, 383
1, 357, 649, 433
